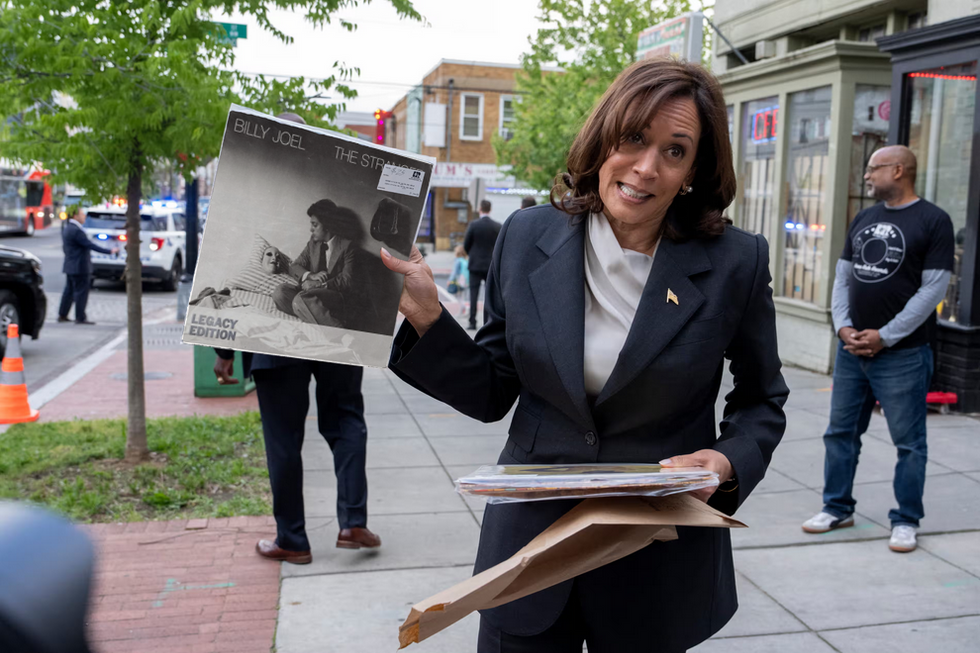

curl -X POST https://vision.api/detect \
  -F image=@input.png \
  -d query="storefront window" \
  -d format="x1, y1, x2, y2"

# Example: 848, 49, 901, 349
739, 97, 779, 236
907, 61, 976, 323
848, 85, 891, 225
780, 87, 831, 302
726, 104, 734, 142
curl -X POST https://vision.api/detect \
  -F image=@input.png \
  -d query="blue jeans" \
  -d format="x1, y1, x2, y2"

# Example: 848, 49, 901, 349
822, 341, 933, 527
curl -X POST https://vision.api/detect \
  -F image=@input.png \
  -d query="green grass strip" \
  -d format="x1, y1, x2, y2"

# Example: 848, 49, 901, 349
0, 412, 271, 523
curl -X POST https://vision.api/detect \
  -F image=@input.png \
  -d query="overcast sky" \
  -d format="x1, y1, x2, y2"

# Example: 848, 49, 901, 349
215, 0, 545, 116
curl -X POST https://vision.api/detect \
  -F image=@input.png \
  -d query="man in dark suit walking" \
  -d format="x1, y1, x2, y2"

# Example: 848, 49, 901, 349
213, 350, 380, 564
463, 199, 501, 330
58, 206, 116, 325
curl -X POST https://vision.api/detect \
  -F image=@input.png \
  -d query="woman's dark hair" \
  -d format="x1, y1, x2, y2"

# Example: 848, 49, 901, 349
307, 198, 365, 243
552, 58, 736, 241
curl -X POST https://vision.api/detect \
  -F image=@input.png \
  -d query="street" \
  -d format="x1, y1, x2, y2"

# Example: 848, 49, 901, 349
1, 224, 179, 393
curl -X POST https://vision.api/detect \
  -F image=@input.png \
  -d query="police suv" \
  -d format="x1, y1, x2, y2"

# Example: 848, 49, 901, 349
85, 202, 188, 291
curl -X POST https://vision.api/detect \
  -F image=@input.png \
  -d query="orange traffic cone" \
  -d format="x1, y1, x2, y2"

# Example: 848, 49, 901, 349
0, 324, 39, 424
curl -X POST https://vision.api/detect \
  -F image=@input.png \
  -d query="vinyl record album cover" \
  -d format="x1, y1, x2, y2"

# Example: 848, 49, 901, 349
182, 105, 435, 367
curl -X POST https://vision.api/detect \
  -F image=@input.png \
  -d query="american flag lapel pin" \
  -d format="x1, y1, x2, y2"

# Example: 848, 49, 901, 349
666, 289, 679, 305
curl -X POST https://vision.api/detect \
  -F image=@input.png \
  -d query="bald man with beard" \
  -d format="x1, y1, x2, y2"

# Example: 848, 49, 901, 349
803, 146, 954, 554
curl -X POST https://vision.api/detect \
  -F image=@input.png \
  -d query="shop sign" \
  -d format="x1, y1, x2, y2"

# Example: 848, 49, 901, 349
637, 12, 704, 62
751, 106, 779, 143
432, 162, 510, 187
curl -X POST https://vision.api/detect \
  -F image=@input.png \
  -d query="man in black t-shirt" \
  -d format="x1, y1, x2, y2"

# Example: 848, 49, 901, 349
802, 146, 954, 554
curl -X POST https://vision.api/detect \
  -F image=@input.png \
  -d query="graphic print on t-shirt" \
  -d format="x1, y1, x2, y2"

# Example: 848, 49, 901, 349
851, 222, 906, 283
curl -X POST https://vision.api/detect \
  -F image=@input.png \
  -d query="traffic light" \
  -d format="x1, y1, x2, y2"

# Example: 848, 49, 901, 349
375, 109, 392, 145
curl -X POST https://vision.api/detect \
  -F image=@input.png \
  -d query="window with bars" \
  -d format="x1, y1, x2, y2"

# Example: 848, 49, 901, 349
460, 93, 483, 141
780, 86, 832, 304
738, 97, 779, 238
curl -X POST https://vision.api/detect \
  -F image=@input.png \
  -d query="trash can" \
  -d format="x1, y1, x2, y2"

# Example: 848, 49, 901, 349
193, 346, 255, 397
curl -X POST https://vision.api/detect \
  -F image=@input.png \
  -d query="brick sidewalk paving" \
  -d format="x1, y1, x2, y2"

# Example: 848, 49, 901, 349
40, 348, 257, 422
81, 516, 280, 653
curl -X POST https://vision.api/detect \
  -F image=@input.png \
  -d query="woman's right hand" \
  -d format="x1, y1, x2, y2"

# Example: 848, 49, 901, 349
381, 246, 442, 337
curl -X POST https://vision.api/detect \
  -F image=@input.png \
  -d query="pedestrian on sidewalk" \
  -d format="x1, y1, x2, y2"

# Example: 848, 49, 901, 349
520, 195, 537, 209
802, 145, 954, 554
212, 111, 380, 566
213, 350, 379, 563
463, 199, 501, 330
58, 206, 117, 325
382, 58, 788, 653
448, 245, 469, 316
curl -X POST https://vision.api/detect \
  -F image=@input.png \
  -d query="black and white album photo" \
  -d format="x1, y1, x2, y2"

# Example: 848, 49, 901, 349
182, 105, 435, 367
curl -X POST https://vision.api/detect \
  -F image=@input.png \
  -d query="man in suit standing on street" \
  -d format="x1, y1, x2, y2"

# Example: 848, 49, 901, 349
58, 206, 116, 325
463, 199, 501, 330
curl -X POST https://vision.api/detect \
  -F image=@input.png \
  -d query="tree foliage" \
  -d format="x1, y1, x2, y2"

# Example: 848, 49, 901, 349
0, 0, 420, 194
496, 0, 710, 190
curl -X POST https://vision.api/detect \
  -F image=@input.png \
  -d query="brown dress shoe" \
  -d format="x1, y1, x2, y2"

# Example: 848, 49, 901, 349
336, 527, 381, 549
255, 539, 312, 564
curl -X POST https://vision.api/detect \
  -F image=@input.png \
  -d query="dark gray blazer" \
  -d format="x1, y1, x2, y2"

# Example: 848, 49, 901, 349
463, 215, 502, 274
390, 204, 788, 650
62, 221, 112, 276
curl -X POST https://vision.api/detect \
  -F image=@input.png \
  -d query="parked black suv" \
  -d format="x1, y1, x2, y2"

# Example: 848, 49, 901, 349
0, 244, 46, 358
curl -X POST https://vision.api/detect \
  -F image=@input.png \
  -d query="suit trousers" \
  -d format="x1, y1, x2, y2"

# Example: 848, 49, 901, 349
477, 580, 686, 653
468, 270, 487, 328
253, 362, 367, 552
59, 273, 91, 322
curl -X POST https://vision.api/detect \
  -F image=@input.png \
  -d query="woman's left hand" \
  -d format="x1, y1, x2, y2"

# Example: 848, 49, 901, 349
659, 449, 733, 503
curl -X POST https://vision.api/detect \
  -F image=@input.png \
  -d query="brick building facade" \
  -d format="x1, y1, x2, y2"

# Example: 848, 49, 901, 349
385, 60, 560, 251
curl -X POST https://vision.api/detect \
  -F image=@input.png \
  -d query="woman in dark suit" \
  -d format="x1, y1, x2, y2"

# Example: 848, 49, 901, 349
382, 59, 789, 653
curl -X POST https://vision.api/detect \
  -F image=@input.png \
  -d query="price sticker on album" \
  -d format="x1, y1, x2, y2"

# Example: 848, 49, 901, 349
378, 164, 424, 197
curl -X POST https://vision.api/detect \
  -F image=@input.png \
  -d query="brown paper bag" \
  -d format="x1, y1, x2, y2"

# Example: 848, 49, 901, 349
398, 494, 745, 648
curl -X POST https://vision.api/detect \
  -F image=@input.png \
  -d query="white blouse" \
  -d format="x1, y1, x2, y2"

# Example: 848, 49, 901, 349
583, 212, 658, 397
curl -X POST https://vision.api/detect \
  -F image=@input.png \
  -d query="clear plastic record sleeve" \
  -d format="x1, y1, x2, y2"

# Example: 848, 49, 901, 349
182, 105, 436, 368
455, 463, 719, 504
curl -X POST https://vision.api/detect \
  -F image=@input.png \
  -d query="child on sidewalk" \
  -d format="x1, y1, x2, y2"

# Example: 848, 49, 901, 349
449, 245, 469, 316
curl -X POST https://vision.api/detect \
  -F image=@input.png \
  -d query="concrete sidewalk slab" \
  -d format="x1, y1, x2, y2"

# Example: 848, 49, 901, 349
752, 468, 810, 495
693, 632, 837, 652
780, 407, 828, 441
915, 426, 980, 472
302, 466, 466, 518
280, 512, 479, 578
710, 574, 807, 638
363, 413, 423, 438
851, 472, 980, 533
427, 434, 509, 466
413, 411, 513, 437
919, 532, 980, 577
731, 490, 890, 550
277, 567, 479, 653
735, 539, 980, 630
768, 435, 952, 490
820, 615, 980, 653
302, 435, 443, 471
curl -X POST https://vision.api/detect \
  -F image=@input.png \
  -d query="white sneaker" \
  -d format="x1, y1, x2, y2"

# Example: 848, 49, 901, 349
802, 511, 855, 533
889, 525, 917, 552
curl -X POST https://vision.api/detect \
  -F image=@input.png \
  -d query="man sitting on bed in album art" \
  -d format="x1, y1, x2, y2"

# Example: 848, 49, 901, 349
272, 198, 364, 327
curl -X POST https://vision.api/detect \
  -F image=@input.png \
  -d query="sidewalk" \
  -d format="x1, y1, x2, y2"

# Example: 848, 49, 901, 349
274, 362, 980, 653
23, 317, 980, 652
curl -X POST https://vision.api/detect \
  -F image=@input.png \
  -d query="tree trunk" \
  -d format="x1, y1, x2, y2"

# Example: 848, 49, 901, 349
124, 156, 149, 463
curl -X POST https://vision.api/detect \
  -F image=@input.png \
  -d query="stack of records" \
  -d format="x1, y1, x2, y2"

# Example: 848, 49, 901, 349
456, 464, 719, 504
